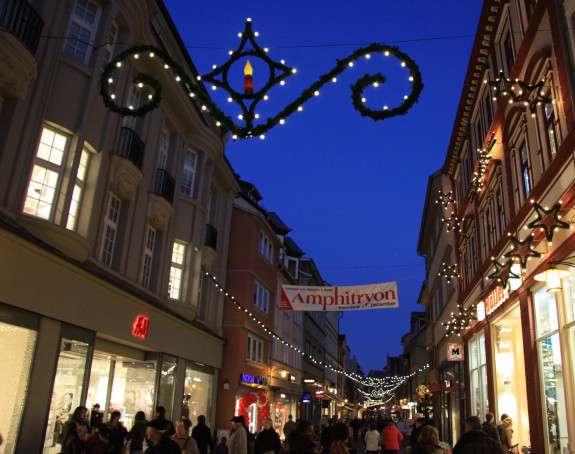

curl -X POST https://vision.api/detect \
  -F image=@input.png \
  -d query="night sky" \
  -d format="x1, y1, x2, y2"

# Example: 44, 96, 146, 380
164, 1, 484, 373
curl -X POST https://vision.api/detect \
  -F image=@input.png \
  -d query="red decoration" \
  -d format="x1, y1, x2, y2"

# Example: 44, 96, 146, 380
238, 390, 270, 429
132, 315, 149, 339
244, 60, 253, 95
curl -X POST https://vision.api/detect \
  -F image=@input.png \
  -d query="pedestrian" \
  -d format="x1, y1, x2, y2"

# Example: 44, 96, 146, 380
172, 420, 200, 454
452, 416, 500, 454
229, 416, 248, 454
145, 419, 181, 454
283, 415, 296, 439
351, 418, 361, 442
330, 422, 350, 454
364, 421, 381, 454
84, 423, 110, 454
320, 418, 335, 454
482, 413, 502, 451
255, 417, 282, 454
497, 414, 508, 440
500, 418, 514, 453
284, 420, 315, 454
61, 421, 83, 454
107, 410, 127, 454
71, 406, 91, 440
155, 406, 176, 436
214, 437, 229, 454
126, 411, 148, 454
192, 415, 214, 454
90, 404, 104, 432
413, 425, 442, 454
408, 418, 426, 452
381, 420, 403, 454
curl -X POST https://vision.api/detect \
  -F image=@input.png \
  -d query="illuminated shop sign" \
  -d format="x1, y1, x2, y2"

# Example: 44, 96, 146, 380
485, 286, 508, 315
240, 373, 268, 386
132, 315, 149, 339
447, 343, 464, 361
302, 392, 311, 403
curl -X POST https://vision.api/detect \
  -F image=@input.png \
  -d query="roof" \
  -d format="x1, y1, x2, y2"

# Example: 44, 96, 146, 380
285, 236, 305, 257
268, 212, 291, 235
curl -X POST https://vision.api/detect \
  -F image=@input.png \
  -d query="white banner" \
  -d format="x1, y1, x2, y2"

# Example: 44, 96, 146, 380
279, 282, 398, 311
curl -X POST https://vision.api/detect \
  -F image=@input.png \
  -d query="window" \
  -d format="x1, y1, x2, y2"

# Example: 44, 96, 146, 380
259, 231, 274, 263
468, 334, 488, 419
123, 87, 141, 130
520, 142, 532, 199
253, 281, 270, 313
157, 130, 169, 170
63, 0, 100, 63
102, 22, 118, 65
502, 29, 515, 76
181, 150, 197, 196
66, 148, 90, 230
23, 128, 69, 220
99, 193, 121, 266
168, 241, 186, 300
247, 334, 263, 364
141, 227, 156, 289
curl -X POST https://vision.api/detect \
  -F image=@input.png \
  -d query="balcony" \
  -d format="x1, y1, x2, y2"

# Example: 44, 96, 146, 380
1, 0, 44, 53
153, 168, 175, 204
117, 127, 144, 169
204, 223, 218, 250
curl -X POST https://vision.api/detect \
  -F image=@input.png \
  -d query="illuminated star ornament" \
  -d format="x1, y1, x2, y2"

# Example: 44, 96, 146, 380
100, 19, 423, 140
486, 70, 553, 116
503, 234, 542, 270
436, 191, 455, 208
438, 263, 460, 283
443, 214, 462, 232
526, 202, 571, 243
468, 132, 496, 202
488, 259, 520, 289
442, 303, 477, 337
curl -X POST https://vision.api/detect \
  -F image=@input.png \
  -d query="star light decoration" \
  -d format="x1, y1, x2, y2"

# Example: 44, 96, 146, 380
438, 263, 460, 283
436, 191, 455, 208
486, 70, 553, 116
503, 233, 542, 270
468, 132, 496, 202
442, 303, 477, 337
100, 19, 423, 140
203, 270, 430, 387
487, 259, 521, 289
526, 201, 571, 243
442, 214, 463, 232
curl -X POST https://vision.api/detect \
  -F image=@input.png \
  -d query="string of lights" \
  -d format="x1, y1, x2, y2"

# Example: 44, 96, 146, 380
204, 271, 429, 389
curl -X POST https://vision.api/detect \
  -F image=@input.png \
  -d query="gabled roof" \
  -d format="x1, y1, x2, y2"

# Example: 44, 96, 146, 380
285, 236, 305, 257
268, 212, 292, 235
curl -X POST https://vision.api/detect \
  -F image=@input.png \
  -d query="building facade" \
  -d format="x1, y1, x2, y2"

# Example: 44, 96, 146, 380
0, 0, 238, 452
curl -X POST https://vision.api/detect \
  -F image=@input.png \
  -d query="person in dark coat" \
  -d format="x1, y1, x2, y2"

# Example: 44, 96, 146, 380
84, 423, 110, 454
284, 420, 315, 454
61, 421, 84, 454
255, 418, 282, 454
155, 406, 176, 437
482, 413, 502, 451
409, 418, 426, 449
127, 411, 148, 453
192, 415, 215, 454
145, 419, 181, 454
107, 410, 128, 454
453, 416, 501, 454
283, 416, 296, 439
320, 418, 334, 454
214, 437, 229, 454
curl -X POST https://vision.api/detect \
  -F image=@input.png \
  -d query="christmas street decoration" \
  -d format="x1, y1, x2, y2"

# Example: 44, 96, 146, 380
442, 214, 462, 232
436, 191, 455, 208
468, 132, 496, 202
503, 233, 542, 270
100, 19, 423, 140
442, 303, 477, 337
527, 202, 571, 243
487, 70, 553, 116
438, 263, 459, 283
487, 259, 520, 289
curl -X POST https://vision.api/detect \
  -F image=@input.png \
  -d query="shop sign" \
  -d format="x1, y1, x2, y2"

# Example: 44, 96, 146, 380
426, 383, 442, 393
315, 391, 325, 398
240, 373, 268, 387
485, 286, 508, 315
445, 376, 456, 393
132, 315, 149, 339
447, 343, 464, 361
302, 392, 311, 403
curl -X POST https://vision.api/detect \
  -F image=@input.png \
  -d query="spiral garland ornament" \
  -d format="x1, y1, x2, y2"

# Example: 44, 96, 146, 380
100, 19, 423, 140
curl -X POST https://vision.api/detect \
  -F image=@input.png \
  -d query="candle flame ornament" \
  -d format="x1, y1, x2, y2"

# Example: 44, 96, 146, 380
244, 59, 253, 95
100, 19, 423, 140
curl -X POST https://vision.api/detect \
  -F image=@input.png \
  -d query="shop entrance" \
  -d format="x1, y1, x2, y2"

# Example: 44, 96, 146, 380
86, 351, 156, 430
493, 305, 530, 451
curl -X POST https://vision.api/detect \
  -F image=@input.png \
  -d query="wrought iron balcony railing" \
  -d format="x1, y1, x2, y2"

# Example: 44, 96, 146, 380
117, 127, 144, 169
0, 0, 44, 53
153, 168, 175, 204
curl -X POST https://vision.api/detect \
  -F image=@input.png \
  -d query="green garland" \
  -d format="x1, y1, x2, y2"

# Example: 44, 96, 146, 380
487, 259, 520, 289
527, 202, 571, 242
99, 20, 423, 140
503, 234, 542, 270
487, 70, 552, 114
468, 132, 496, 202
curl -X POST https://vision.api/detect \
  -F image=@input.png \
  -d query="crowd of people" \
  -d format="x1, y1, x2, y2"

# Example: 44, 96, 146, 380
54, 406, 516, 454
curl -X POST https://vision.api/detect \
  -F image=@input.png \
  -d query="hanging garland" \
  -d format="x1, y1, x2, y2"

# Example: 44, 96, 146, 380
486, 70, 553, 115
527, 201, 571, 243
442, 303, 477, 337
100, 19, 423, 140
468, 132, 496, 202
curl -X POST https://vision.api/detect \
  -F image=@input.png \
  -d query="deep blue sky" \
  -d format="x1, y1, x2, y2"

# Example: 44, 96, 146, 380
164, 1, 484, 372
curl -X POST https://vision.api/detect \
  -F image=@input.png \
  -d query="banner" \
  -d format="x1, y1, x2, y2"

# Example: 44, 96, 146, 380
279, 282, 398, 311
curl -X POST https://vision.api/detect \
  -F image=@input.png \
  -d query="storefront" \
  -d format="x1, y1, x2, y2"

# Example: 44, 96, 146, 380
235, 374, 271, 433
270, 389, 300, 437
0, 229, 222, 454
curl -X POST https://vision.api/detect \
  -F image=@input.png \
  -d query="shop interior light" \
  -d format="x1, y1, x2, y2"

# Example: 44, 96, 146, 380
280, 370, 288, 378
304, 378, 315, 383
534, 266, 570, 292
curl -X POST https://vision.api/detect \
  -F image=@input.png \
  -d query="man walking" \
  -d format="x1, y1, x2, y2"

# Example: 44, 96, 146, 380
229, 416, 248, 454
283, 415, 295, 439
192, 415, 214, 454
482, 412, 502, 451
453, 416, 500, 454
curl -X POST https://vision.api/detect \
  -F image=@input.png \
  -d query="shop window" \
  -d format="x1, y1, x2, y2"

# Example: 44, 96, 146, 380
63, 0, 100, 64
182, 362, 214, 423
43, 338, 90, 453
468, 334, 488, 419
0, 321, 37, 453
168, 241, 186, 300
86, 352, 156, 430
158, 355, 177, 418
533, 288, 568, 454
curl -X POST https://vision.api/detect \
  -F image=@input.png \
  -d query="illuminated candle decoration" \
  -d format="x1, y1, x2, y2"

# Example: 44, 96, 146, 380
244, 59, 253, 95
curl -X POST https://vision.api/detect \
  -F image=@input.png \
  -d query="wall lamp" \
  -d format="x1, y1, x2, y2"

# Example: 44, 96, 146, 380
534, 256, 575, 292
